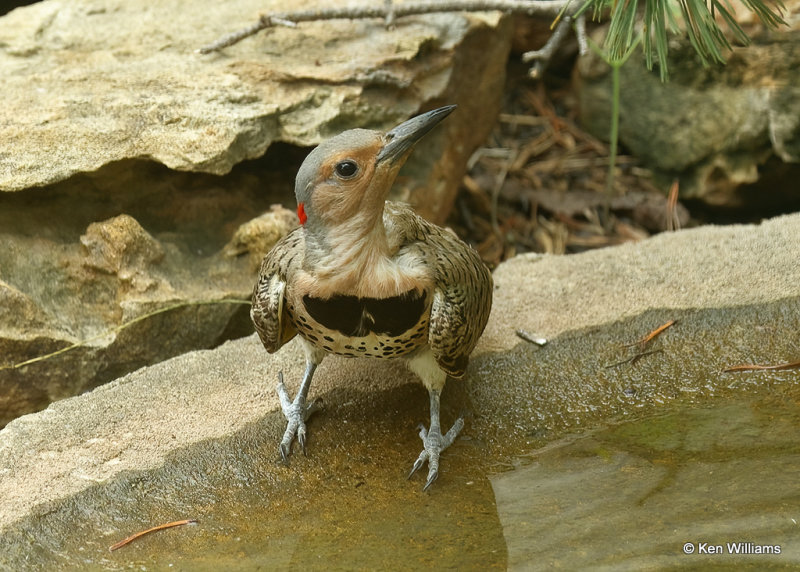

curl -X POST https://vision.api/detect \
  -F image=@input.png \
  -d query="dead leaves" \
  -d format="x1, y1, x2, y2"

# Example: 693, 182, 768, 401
452, 86, 689, 269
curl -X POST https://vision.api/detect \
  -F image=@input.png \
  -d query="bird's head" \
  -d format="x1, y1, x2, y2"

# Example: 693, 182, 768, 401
293, 105, 456, 232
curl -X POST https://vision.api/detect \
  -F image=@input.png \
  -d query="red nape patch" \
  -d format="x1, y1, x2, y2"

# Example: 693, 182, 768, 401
297, 202, 307, 225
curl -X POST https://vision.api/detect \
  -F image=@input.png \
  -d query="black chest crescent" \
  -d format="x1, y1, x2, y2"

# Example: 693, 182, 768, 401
302, 290, 428, 338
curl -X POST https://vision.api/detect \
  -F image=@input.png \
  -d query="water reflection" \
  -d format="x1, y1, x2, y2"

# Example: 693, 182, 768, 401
492, 392, 800, 570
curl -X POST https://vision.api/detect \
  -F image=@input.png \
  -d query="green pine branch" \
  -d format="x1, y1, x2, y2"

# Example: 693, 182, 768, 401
600, 0, 786, 80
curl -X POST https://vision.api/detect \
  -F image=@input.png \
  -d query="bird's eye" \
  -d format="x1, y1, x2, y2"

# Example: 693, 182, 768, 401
334, 160, 359, 179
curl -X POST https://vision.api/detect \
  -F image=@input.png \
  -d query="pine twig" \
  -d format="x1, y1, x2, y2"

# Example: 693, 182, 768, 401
666, 179, 680, 231
521, 15, 573, 78
198, 0, 579, 54
490, 147, 516, 236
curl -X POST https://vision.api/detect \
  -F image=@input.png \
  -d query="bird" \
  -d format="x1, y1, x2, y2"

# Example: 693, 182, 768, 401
251, 105, 493, 491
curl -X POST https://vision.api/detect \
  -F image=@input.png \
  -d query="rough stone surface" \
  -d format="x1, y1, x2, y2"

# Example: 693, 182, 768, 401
577, 29, 800, 205
1, 213, 798, 566
223, 204, 298, 273
81, 215, 166, 281
0, 0, 511, 219
0, 0, 513, 424
0, 204, 293, 426
481, 212, 800, 353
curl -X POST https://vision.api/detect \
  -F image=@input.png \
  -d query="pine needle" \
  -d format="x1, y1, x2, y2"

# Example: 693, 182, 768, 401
722, 360, 800, 373
109, 519, 198, 551
605, 348, 663, 368
622, 319, 677, 349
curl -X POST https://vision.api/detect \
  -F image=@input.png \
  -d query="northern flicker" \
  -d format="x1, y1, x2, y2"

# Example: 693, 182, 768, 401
251, 105, 492, 490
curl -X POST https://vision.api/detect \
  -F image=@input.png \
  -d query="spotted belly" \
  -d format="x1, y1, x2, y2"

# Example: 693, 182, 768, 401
287, 289, 430, 359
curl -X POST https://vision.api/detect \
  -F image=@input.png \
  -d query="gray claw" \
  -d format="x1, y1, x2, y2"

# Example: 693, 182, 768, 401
408, 454, 426, 479
408, 416, 464, 491
298, 428, 307, 456
423, 470, 439, 492
276, 371, 320, 462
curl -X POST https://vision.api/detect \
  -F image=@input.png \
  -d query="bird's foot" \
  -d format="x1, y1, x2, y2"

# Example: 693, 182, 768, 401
408, 417, 464, 491
277, 372, 322, 463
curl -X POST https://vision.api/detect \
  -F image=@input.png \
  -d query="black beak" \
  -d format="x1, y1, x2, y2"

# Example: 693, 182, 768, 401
376, 105, 456, 164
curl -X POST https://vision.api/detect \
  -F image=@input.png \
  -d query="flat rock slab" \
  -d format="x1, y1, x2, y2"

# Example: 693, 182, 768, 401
0, 0, 509, 216
482, 213, 800, 353
1, 214, 799, 568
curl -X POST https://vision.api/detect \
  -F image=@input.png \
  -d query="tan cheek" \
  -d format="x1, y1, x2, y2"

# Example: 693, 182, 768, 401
313, 183, 361, 223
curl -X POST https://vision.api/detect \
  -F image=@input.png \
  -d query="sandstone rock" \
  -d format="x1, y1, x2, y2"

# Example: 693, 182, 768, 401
577, 29, 800, 206
81, 214, 165, 284
0, 0, 511, 220
0, 206, 289, 426
223, 204, 298, 273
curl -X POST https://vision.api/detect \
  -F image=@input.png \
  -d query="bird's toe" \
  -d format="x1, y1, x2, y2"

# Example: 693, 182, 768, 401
408, 417, 464, 491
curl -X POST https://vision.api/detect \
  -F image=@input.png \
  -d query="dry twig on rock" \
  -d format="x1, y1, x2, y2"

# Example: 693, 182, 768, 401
198, 0, 586, 76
